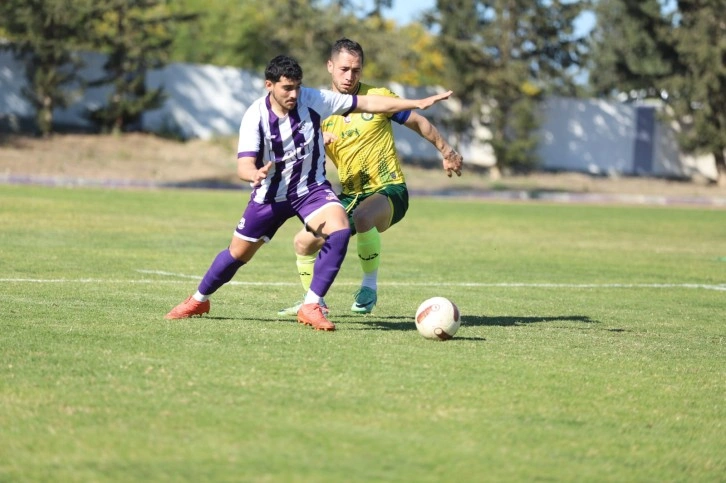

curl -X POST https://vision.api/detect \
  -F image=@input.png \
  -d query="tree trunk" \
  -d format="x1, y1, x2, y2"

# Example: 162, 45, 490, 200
38, 95, 53, 137
714, 150, 726, 187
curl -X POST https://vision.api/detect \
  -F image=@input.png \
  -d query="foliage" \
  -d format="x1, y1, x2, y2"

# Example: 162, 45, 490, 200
168, 0, 274, 69
0, 0, 195, 136
394, 24, 448, 87
340, 18, 448, 88
1, 185, 724, 481
667, 0, 726, 185
589, 0, 677, 97
0, 0, 96, 136
427, 0, 591, 173
260, 0, 348, 87
166, 0, 445, 88
86, 0, 197, 134
589, 0, 726, 185
168, 0, 344, 85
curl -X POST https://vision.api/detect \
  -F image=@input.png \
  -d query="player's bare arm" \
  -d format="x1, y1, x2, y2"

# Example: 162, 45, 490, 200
355, 90, 453, 114
237, 157, 273, 186
404, 112, 463, 177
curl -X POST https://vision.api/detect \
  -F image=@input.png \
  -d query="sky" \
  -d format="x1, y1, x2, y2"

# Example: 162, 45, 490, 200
357, 0, 433, 25
381, 0, 436, 24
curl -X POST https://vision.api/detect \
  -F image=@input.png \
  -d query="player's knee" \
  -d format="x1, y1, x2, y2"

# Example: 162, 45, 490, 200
351, 211, 372, 233
353, 212, 387, 234
294, 232, 322, 256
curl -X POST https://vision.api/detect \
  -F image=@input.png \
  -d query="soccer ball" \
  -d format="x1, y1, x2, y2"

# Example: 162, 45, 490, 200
415, 297, 461, 340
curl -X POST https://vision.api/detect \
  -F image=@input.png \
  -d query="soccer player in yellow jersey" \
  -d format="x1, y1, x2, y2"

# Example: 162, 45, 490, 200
278, 38, 463, 316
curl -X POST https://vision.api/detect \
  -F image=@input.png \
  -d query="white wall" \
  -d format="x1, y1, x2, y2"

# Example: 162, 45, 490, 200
144, 62, 265, 140
0, 50, 33, 122
538, 97, 636, 175
537, 97, 717, 179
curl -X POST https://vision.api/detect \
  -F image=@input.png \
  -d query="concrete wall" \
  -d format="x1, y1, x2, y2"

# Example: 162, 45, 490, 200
0, 50, 717, 179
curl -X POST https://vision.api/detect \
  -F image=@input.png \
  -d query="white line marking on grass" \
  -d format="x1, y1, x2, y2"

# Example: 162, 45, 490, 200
385, 282, 726, 290
136, 269, 202, 280
414, 282, 726, 291
1, 275, 724, 291
0, 278, 298, 286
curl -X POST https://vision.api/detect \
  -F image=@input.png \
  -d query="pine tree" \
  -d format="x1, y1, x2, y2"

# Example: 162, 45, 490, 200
428, 0, 591, 173
86, 0, 197, 134
667, 0, 726, 185
0, 0, 93, 136
589, 0, 680, 97
590, 0, 726, 185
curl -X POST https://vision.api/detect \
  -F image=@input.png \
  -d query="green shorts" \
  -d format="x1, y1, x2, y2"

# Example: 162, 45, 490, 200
338, 184, 409, 236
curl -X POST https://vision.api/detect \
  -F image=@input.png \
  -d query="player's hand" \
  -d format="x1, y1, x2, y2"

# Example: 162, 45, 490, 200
443, 149, 463, 177
323, 132, 338, 145
418, 90, 454, 110
253, 161, 273, 187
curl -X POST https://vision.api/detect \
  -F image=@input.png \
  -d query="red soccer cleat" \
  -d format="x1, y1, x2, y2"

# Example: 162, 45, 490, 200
165, 295, 210, 320
297, 303, 335, 331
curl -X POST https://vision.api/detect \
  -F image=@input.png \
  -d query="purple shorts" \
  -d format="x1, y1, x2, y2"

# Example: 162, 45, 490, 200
234, 183, 342, 243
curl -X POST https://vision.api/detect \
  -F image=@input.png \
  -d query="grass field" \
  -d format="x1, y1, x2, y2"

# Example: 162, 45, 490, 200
1, 185, 724, 482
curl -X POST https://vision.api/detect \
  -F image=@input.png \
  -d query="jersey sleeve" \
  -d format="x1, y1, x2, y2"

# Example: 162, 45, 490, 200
391, 110, 411, 124
237, 101, 262, 159
367, 85, 411, 124
301, 87, 357, 119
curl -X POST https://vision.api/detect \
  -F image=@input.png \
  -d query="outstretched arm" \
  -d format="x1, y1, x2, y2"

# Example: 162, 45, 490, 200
354, 90, 453, 114
404, 112, 463, 177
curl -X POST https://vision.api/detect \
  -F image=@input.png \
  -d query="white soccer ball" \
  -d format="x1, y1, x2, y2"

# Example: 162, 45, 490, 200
415, 297, 461, 340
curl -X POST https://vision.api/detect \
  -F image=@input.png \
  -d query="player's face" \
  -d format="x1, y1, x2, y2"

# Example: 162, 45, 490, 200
266, 76, 301, 114
327, 51, 362, 94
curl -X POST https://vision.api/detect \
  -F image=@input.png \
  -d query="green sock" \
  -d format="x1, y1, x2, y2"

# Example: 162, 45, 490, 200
357, 227, 381, 276
296, 253, 317, 293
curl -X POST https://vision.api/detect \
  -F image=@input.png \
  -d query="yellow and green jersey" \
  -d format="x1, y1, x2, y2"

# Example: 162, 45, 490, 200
322, 83, 411, 195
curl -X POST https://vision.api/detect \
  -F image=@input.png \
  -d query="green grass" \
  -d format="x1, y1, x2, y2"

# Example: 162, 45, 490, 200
1, 185, 724, 482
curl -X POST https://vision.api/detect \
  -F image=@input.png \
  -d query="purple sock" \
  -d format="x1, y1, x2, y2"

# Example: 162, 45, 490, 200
310, 229, 350, 297
198, 249, 245, 296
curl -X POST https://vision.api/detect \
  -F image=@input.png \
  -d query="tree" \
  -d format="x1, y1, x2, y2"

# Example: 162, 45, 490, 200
169, 0, 349, 86
86, 0, 197, 134
167, 0, 445, 88
367, 22, 447, 87
427, 0, 591, 173
589, 0, 678, 97
364, 0, 393, 18
0, 0, 94, 136
261, 0, 342, 87
590, 0, 726, 186
168, 0, 275, 69
667, 0, 726, 185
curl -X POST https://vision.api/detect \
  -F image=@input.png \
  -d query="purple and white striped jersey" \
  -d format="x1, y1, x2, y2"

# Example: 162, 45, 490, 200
237, 87, 358, 203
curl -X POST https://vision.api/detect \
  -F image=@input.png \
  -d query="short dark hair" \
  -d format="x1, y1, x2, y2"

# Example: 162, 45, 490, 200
330, 38, 365, 66
265, 55, 303, 82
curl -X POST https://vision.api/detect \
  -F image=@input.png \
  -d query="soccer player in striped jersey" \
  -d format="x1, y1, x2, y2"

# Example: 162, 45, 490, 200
278, 38, 463, 317
165, 54, 455, 331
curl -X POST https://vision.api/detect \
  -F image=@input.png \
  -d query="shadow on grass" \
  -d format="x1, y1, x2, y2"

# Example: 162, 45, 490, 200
348, 320, 488, 341
197, 314, 615, 336
341, 314, 599, 330
462, 314, 598, 327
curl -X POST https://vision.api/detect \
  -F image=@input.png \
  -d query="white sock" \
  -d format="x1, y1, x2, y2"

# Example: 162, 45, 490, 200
362, 270, 378, 290
193, 291, 209, 302
304, 290, 322, 305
